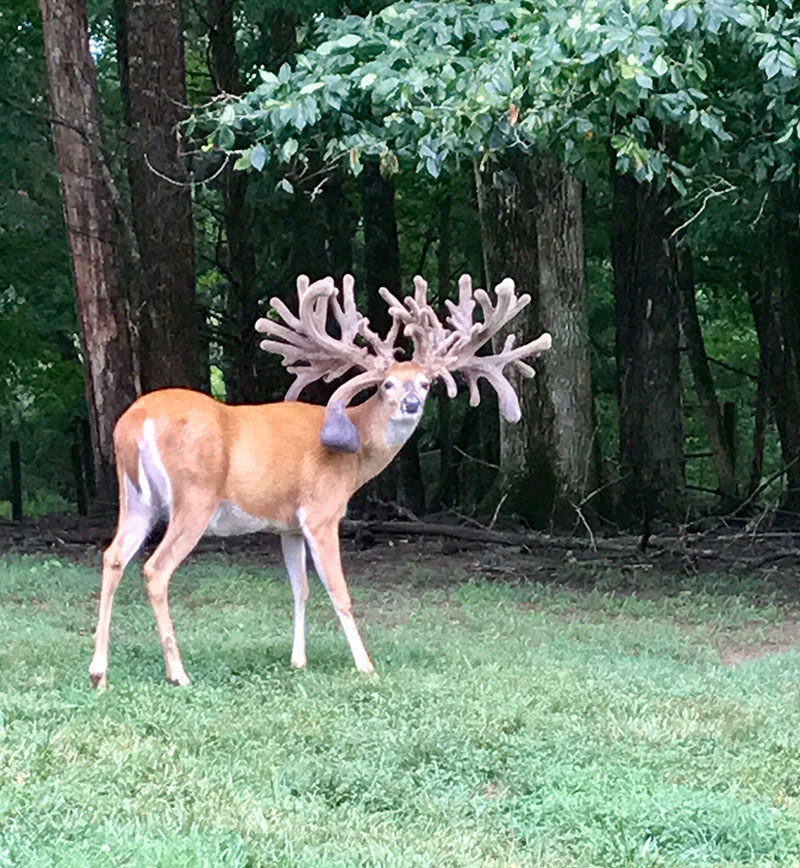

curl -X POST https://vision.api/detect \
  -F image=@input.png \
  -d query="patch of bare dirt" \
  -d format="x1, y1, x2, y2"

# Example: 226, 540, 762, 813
716, 618, 800, 667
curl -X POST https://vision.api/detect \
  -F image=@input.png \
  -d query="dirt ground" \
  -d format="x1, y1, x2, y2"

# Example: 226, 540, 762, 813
3, 511, 800, 666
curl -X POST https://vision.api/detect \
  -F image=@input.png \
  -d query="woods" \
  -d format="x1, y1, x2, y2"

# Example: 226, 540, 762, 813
4, 0, 800, 532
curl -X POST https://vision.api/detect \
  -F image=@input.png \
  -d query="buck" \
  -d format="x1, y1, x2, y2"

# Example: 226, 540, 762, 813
88, 274, 551, 687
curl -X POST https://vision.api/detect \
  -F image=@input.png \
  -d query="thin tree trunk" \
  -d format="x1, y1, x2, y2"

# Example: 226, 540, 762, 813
116, 0, 203, 393
774, 177, 800, 510
434, 189, 457, 509
676, 241, 739, 503
745, 264, 800, 507
323, 168, 357, 284
747, 351, 768, 498
611, 164, 685, 526
360, 160, 401, 504
39, 0, 137, 503
207, 0, 261, 403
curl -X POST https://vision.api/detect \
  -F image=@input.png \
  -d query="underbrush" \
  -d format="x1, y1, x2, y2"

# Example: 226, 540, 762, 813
1, 553, 799, 867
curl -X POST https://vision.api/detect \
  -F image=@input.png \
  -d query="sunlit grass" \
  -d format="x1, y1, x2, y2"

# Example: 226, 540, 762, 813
1, 553, 800, 867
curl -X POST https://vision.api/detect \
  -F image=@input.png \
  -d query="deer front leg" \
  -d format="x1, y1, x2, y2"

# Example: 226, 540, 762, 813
281, 534, 310, 668
299, 515, 374, 673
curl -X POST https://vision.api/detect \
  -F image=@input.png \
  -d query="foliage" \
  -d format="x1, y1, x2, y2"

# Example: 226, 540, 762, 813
0, 0, 86, 509
206, 0, 800, 189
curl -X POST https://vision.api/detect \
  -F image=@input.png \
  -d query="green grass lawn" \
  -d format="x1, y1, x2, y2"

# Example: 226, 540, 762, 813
1, 552, 800, 867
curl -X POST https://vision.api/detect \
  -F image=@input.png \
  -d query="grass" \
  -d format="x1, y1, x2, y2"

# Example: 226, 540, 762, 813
1, 552, 800, 867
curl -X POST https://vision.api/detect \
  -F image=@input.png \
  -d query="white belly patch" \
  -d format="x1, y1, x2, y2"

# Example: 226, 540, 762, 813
205, 500, 289, 537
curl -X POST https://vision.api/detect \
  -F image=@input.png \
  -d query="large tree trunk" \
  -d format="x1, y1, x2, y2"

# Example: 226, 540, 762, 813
116, 0, 203, 393
39, 0, 138, 504
475, 152, 596, 527
676, 241, 739, 504
611, 167, 685, 526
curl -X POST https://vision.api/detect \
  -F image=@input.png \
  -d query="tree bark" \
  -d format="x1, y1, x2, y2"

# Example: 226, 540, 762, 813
116, 0, 203, 393
611, 167, 685, 525
207, 0, 261, 403
39, 0, 138, 503
360, 159, 428, 510
745, 260, 800, 509
773, 177, 800, 510
362, 159, 401, 332
676, 241, 739, 503
474, 152, 596, 527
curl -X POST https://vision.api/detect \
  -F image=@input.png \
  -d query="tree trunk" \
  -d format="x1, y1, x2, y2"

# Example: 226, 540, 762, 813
434, 189, 458, 509
774, 177, 800, 510
39, 0, 138, 503
745, 262, 800, 508
362, 159, 401, 330
611, 167, 685, 525
323, 168, 357, 285
676, 241, 739, 504
207, 0, 261, 404
116, 0, 203, 393
529, 154, 598, 524
475, 152, 596, 527
360, 159, 415, 507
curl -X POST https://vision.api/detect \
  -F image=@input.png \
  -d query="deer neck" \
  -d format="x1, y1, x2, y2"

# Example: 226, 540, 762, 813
348, 393, 420, 487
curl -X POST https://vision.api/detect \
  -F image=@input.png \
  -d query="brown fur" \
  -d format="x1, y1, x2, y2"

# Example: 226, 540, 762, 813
88, 362, 429, 687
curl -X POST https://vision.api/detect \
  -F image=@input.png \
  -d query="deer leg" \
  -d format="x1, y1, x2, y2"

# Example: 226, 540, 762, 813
89, 499, 153, 689
300, 518, 374, 673
142, 501, 215, 686
281, 534, 310, 668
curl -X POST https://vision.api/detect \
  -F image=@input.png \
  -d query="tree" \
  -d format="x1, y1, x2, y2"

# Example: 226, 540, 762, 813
115, 0, 204, 392
205, 1, 598, 526
38, 0, 137, 502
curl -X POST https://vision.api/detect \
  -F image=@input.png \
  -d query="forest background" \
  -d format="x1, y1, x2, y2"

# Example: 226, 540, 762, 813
2, 0, 800, 535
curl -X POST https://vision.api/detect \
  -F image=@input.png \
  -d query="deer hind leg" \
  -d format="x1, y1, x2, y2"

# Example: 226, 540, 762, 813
299, 515, 374, 673
142, 498, 216, 686
281, 534, 310, 669
89, 478, 154, 689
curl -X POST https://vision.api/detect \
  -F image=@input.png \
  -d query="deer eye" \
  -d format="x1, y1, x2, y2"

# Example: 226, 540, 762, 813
419, 380, 430, 391
383, 380, 395, 391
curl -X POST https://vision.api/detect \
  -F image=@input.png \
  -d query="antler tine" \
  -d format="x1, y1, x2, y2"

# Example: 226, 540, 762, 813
256, 273, 396, 401
410, 274, 551, 421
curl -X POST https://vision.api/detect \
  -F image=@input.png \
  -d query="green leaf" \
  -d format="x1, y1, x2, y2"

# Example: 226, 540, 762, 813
281, 138, 298, 161
277, 178, 294, 194
652, 56, 668, 76
250, 144, 267, 171
336, 34, 362, 49
217, 125, 235, 150
299, 81, 325, 95
233, 150, 251, 171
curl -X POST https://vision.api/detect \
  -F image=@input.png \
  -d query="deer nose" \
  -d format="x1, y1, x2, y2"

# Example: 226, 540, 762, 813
402, 395, 421, 414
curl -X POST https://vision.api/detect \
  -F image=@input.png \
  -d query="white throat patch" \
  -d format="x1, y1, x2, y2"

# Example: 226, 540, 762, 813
386, 415, 421, 447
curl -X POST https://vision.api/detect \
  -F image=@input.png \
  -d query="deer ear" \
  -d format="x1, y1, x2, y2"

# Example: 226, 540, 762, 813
320, 401, 361, 453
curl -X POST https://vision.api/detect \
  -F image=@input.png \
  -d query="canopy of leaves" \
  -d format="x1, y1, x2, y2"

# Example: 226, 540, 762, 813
205, 0, 800, 187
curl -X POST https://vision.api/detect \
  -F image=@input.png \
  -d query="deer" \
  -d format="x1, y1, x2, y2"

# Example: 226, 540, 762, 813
88, 273, 551, 687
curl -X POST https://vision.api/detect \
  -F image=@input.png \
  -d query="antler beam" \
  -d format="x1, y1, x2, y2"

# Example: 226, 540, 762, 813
255, 274, 400, 401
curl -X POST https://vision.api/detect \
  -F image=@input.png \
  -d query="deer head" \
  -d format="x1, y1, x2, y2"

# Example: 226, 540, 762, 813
255, 273, 552, 452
